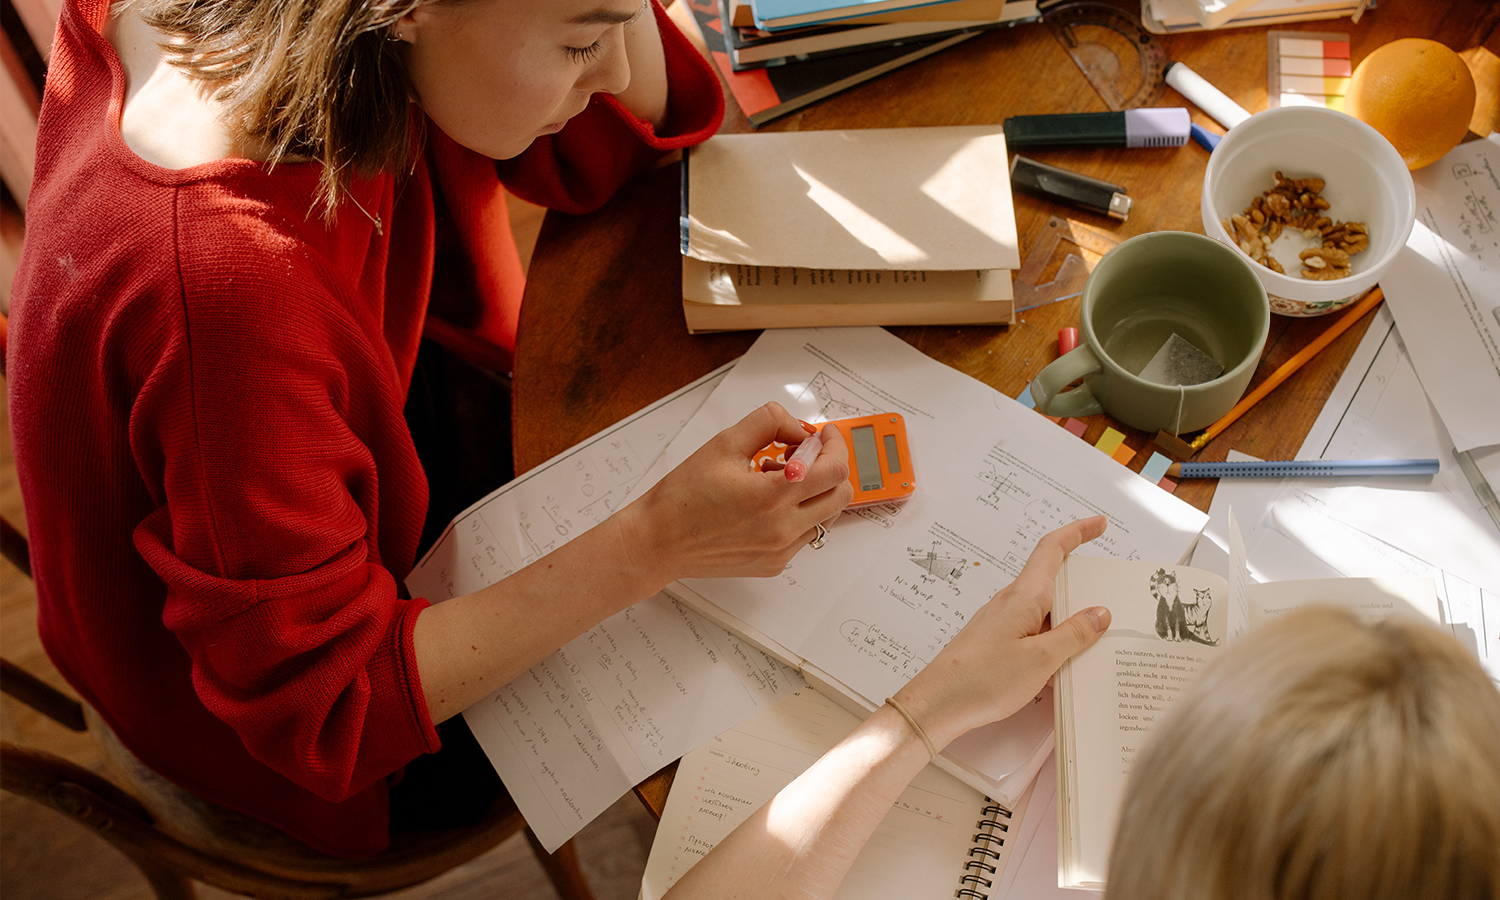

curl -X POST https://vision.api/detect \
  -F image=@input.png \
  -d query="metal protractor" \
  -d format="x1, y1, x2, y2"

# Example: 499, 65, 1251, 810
1043, 2, 1167, 110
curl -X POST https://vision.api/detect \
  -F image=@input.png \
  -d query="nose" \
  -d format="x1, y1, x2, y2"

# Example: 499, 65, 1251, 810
579, 27, 632, 96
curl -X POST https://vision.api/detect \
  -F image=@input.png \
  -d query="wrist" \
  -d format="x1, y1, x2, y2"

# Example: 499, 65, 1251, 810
890, 668, 975, 753
608, 495, 677, 595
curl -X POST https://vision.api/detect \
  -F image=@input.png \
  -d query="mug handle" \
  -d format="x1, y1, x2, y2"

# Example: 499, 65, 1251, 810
1029, 346, 1104, 418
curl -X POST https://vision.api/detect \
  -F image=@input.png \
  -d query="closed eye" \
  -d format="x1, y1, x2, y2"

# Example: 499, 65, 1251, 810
565, 40, 605, 63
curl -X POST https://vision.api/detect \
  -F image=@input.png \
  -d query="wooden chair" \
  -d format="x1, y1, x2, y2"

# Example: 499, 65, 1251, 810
0, 517, 597, 900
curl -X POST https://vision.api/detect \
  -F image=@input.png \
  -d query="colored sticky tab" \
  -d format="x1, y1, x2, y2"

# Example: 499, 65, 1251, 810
1280, 56, 1352, 77
1063, 418, 1088, 438
1140, 452, 1173, 484
1111, 444, 1136, 466
1095, 427, 1126, 456
1017, 385, 1037, 409
1280, 38, 1348, 59
1281, 74, 1349, 96
1157, 476, 1179, 494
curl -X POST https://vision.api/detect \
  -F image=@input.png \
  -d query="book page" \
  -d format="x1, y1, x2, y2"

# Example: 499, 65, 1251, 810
1054, 555, 1229, 889
635, 327, 1209, 807
640, 688, 1013, 900
405, 365, 803, 853
1247, 575, 1441, 626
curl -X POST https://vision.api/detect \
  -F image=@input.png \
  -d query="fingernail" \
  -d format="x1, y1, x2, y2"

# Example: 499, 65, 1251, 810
1085, 607, 1110, 632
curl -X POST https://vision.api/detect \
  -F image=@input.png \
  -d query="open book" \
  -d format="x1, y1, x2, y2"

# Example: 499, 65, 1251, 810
641, 687, 1038, 900
635, 326, 1209, 811
1052, 553, 1440, 890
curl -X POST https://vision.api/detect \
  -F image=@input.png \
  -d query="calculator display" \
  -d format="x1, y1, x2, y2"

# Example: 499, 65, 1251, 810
850, 425, 883, 491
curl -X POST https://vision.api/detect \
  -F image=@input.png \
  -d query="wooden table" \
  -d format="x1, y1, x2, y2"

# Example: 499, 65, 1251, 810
512, 0, 1500, 816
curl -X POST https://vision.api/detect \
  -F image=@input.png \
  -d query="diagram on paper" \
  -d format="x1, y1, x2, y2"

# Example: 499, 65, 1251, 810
794, 372, 881, 421
976, 443, 1142, 565
909, 542, 968, 584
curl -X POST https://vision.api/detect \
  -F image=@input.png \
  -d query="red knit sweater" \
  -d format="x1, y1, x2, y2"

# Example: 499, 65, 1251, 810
7, 0, 722, 857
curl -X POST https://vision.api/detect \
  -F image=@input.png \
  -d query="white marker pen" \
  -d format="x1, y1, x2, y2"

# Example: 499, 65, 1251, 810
1165, 62, 1252, 131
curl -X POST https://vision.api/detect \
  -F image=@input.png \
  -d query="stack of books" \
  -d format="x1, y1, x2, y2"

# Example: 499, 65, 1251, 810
1140, 0, 1373, 33
670, 0, 1039, 126
678, 126, 1021, 331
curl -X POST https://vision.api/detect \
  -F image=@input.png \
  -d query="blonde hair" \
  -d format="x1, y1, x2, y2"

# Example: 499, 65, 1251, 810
128, 0, 425, 215
1106, 606, 1500, 900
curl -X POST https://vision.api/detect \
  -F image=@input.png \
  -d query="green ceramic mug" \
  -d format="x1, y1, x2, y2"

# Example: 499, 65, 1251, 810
1028, 231, 1269, 434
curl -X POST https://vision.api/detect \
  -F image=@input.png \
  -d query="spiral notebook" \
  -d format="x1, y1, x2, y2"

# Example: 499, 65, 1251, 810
640, 688, 1032, 900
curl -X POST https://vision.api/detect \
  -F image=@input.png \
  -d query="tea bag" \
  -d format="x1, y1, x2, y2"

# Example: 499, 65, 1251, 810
1137, 333, 1224, 386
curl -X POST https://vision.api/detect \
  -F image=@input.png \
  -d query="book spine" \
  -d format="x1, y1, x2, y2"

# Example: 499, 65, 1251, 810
956, 801, 1012, 899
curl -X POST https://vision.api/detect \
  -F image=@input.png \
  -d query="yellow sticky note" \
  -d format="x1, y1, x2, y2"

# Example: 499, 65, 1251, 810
1095, 427, 1126, 456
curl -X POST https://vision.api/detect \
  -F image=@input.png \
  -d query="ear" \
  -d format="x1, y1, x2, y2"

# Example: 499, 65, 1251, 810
391, 3, 433, 43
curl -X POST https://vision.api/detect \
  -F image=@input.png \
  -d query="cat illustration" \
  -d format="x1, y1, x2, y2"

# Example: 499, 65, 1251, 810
1177, 587, 1218, 646
1150, 568, 1177, 640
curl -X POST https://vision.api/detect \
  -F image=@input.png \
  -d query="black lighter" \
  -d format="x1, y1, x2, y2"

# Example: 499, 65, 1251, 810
1009, 155, 1132, 221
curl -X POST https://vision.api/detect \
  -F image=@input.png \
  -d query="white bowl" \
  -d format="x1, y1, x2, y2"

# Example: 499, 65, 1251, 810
1202, 106, 1415, 317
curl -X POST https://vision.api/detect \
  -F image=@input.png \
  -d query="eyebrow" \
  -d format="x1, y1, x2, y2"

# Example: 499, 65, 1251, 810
567, 4, 638, 25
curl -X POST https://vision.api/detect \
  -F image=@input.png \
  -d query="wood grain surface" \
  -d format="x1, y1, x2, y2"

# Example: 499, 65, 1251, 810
510, 0, 1500, 817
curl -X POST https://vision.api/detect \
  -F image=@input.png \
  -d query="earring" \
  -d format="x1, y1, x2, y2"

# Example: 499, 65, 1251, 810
386, 30, 403, 42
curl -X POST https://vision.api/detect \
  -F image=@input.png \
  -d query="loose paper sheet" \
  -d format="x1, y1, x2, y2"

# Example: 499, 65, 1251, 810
684, 128, 1021, 271
634, 327, 1208, 806
1192, 306, 1500, 681
1380, 137, 1500, 451
406, 365, 804, 852
639, 688, 1003, 900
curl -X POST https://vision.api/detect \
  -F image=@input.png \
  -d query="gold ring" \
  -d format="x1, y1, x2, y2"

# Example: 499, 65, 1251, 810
809, 522, 827, 550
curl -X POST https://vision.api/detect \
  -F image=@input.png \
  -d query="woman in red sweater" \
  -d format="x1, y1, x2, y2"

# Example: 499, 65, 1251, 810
7, 0, 852, 856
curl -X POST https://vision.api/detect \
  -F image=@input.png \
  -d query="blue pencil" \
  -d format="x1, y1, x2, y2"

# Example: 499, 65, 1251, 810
1165, 459, 1440, 478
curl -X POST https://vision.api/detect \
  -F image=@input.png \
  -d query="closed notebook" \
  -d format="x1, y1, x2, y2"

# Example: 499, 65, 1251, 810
752, 0, 966, 30
683, 127, 1020, 272
640, 687, 1034, 900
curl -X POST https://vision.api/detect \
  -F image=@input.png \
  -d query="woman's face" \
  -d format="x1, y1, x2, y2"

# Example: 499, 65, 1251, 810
399, 0, 640, 159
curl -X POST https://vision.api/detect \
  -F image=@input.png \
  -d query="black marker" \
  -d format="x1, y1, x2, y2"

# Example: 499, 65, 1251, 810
1009, 156, 1132, 220
1003, 109, 1191, 149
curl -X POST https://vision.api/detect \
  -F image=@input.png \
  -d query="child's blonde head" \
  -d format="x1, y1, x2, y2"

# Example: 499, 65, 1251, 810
1107, 605, 1500, 900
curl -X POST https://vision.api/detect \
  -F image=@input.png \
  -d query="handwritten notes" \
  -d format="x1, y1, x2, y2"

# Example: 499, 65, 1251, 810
636, 327, 1207, 807
406, 365, 804, 852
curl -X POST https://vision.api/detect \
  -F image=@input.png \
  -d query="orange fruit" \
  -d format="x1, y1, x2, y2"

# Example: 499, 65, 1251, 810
1345, 38, 1476, 170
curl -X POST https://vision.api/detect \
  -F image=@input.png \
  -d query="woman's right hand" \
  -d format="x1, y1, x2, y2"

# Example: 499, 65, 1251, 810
620, 402, 853, 587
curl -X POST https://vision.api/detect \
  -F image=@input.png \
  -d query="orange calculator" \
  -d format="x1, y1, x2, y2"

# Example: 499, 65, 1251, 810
755, 413, 916, 508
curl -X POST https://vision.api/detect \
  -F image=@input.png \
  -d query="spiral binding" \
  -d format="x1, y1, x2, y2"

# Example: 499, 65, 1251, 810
955, 801, 1011, 899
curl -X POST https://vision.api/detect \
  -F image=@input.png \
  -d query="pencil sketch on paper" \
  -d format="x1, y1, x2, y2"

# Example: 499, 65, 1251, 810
909, 542, 968, 584
799, 371, 881, 421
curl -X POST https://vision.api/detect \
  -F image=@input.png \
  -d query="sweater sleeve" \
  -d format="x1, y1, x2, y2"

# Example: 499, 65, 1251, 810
496, 0, 724, 214
128, 211, 441, 803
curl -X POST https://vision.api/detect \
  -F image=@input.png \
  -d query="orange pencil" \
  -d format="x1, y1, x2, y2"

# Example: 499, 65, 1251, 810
1157, 286, 1386, 457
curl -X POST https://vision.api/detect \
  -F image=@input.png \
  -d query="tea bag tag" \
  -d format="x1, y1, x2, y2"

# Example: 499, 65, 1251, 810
1138, 333, 1224, 386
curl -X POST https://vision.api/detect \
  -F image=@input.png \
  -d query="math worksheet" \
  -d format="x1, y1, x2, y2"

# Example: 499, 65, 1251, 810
636, 327, 1208, 805
1381, 136, 1500, 451
406, 365, 805, 853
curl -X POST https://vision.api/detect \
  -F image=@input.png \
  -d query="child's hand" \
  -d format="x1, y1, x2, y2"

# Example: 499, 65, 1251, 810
894, 516, 1112, 750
